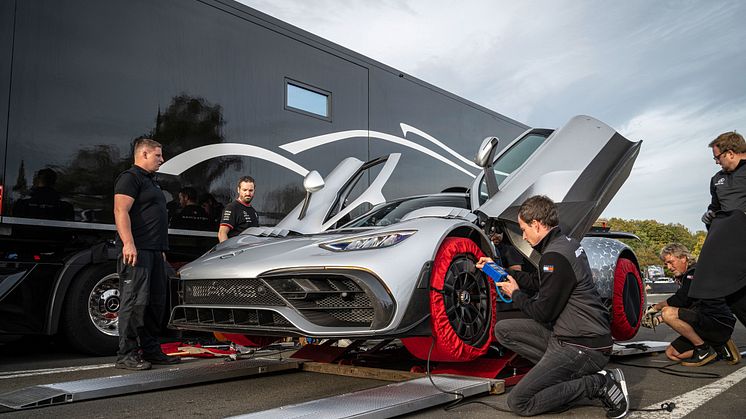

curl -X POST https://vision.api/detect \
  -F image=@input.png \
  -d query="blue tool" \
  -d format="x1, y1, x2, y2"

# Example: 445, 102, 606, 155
481, 262, 512, 303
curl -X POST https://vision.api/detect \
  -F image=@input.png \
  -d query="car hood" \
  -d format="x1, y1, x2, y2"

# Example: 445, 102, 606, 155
177, 219, 460, 280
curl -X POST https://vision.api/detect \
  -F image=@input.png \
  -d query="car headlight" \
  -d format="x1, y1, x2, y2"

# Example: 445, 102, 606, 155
319, 230, 416, 251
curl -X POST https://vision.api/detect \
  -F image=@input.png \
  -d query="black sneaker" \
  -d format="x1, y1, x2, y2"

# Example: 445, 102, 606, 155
115, 352, 152, 371
597, 368, 629, 419
715, 339, 741, 365
143, 351, 181, 365
680, 345, 717, 367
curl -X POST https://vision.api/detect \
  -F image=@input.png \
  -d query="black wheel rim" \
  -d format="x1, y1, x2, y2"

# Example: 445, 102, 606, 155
442, 255, 491, 347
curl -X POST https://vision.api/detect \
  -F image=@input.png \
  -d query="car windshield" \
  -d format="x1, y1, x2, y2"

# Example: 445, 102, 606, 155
478, 132, 549, 204
342, 195, 470, 227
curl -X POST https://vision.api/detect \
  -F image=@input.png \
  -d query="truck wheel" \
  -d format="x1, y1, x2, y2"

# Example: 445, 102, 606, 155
402, 237, 496, 362
61, 262, 120, 355
611, 257, 644, 341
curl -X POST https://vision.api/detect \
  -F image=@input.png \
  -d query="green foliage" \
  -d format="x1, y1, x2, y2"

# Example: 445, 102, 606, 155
607, 217, 706, 272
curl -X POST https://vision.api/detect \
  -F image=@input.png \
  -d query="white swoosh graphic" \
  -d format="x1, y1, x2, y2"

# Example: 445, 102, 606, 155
399, 123, 481, 170
280, 130, 477, 178
159, 143, 309, 176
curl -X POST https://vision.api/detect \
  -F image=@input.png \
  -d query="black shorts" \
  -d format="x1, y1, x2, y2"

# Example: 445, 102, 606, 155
671, 307, 732, 352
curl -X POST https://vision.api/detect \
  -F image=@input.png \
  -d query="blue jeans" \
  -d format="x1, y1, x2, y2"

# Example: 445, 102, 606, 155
495, 318, 609, 416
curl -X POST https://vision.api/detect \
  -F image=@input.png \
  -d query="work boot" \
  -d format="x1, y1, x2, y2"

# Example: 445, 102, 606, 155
680, 345, 717, 367
715, 339, 742, 365
597, 368, 629, 419
143, 350, 182, 365
115, 351, 152, 371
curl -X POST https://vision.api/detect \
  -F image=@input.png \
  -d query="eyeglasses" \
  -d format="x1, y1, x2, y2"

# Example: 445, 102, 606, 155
713, 150, 730, 162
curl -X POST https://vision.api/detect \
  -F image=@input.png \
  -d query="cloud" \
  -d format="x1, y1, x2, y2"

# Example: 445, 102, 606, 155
238, 0, 746, 231
603, 102, 746, 231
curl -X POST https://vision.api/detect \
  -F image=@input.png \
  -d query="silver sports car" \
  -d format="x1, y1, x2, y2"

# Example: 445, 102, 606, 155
169, 115, 645, 362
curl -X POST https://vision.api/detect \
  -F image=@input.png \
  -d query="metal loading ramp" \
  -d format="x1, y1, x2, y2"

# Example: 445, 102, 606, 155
229, 375, 495, 419
0, 358, 300, 411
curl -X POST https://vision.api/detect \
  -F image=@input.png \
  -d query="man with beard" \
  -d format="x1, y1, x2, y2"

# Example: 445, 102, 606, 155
218, 176, 259, 242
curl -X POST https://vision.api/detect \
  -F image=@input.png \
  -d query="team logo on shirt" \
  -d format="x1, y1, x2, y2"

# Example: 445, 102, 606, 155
715, 178, 725, 186
542, 265, 555, 272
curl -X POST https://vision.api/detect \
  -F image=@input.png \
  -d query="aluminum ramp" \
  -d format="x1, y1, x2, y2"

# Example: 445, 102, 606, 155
229, 375, 495, 419
612, 340, 669, 356
0, 358, 300, 411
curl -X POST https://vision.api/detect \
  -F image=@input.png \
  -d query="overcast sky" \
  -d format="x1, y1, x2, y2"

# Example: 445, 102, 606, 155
239, 0, 746, 232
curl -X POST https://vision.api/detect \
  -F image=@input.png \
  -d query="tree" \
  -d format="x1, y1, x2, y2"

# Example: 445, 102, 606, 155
607, 217, 704, 273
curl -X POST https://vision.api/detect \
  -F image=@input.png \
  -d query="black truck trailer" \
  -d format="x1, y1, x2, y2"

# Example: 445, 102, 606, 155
0, 0, 527, 354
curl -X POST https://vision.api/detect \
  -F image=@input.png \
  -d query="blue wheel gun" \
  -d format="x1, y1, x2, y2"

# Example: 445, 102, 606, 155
481, 262, 512, 303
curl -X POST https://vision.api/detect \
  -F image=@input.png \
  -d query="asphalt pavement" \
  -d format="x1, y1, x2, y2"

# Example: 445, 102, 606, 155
1, 293, 745, 418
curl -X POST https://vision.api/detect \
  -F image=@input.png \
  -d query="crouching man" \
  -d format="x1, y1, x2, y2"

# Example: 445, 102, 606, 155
477, 195, 629, 418
643, 243, 739, 366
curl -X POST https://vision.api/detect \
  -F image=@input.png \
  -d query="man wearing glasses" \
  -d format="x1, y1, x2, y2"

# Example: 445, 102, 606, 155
690, 131, 746, 334
702, 131, 746, 226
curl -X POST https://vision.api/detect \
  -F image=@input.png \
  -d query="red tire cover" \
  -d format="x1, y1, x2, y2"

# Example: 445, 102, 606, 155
611, 258, 644, 341
222, 333, 280, 348
401, 237, 496, 362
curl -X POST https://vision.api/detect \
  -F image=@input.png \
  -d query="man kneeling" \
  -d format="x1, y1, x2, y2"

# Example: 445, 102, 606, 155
644, 243, 739, 366
478, 195, 629, 418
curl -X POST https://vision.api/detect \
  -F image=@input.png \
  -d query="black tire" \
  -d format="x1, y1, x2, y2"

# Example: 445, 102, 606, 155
61, 262, 120, 355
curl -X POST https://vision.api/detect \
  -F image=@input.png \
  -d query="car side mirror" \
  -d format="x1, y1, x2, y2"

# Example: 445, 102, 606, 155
303, 170, 324, 193
299, 170, 324, 220
475, 136, 499, 168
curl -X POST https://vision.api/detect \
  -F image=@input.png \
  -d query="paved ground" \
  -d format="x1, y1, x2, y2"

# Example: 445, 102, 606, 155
1, 294, 745, 418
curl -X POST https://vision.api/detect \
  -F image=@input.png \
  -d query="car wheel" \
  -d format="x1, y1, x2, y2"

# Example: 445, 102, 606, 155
611, 257, 644, 341
61, 262, 120, 355
402, 237, 496, 362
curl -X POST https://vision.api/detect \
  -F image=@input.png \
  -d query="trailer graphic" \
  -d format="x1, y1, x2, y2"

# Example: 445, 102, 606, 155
0, 0, 527, 354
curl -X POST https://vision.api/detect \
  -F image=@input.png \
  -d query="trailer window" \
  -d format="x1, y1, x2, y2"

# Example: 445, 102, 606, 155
285, 79, 331, 120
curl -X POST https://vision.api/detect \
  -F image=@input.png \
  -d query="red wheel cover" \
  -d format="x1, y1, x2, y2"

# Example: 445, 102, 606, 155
401, 237, 496, 362
611, 258, 644, 341
222, 333, 280, 348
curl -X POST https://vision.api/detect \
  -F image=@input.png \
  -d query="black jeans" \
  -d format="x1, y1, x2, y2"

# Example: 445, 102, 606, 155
494, 318, 609, 416
117, 249, 168, 359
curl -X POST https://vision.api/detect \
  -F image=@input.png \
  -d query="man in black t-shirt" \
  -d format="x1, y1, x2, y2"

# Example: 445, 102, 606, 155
218, 176, 259, 242
169, 186, 211, 231
113, 137, 180, 370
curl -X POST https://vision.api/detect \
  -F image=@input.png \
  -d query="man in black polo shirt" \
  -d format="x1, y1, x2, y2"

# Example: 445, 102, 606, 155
477, 195, 628, 418
113, 137, 180, 370
218, 176, 259, 242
